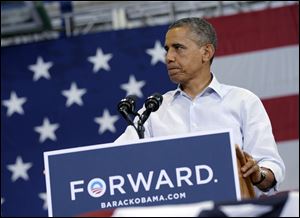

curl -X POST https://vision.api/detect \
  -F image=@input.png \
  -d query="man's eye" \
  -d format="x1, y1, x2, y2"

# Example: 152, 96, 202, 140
174, 45, 183, 50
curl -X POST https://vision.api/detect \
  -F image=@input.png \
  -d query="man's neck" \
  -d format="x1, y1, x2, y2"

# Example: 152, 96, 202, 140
181, 72, 212, 99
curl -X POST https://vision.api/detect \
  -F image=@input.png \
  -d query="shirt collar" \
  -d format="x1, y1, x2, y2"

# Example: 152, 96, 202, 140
208, 73, 224, 98
172, 73, 225, 100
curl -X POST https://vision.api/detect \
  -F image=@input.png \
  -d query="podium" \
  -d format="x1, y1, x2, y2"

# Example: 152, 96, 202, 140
235, 145, 256, 199
44, 129, 254, 217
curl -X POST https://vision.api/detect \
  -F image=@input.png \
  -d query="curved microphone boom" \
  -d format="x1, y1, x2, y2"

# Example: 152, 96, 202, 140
117, 95, 137, 126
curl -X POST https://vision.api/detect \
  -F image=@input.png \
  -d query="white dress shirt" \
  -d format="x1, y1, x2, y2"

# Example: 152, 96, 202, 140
116, 74, 285, 195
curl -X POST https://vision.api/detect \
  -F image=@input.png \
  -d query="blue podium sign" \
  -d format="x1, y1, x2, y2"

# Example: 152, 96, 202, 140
44, 129, 241, 216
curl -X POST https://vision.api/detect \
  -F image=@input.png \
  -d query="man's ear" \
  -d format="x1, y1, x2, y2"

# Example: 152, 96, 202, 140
201, 44, 215, 63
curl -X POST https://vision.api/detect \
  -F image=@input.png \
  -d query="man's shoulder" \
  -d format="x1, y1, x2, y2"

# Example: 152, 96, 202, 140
163, 89, 177, 96
160, 89, 178, 99
221, 83, 260, 100
156, 89, 179, 105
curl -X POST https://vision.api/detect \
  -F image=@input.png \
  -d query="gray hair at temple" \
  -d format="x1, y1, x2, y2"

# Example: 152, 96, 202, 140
168, 17, 217, 64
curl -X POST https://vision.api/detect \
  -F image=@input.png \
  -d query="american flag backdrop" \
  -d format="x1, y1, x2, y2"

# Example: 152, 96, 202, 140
1, 4, 299, 217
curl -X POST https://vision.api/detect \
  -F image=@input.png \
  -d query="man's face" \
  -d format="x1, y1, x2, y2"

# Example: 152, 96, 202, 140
164, 26, 207, 85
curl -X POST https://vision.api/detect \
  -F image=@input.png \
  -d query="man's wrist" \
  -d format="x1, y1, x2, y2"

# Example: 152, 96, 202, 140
252, 169, 266, 186
253, 168, 277, 192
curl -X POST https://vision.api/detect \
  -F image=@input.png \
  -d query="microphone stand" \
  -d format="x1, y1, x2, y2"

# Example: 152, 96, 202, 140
132, 102, 159, 139
135, 108, 151, 139
126, 112, 145, 139
136, 119, 145, 139
118, 93, 163, 139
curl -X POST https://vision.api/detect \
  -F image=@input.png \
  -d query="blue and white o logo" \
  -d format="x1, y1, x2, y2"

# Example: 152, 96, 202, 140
87, 178, 106, 198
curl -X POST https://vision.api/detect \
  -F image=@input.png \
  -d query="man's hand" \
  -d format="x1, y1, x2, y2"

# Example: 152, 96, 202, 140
241, 151, 276, 192
241, 152, 261, 183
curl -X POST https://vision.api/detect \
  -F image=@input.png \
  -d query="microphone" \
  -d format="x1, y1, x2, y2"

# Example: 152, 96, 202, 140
145, 93, 163, 112
140, 93, 163, 124
117, 95, 137, 126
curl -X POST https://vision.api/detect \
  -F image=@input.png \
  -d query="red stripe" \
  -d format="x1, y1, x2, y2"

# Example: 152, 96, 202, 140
262, 94, 299, 142
207, 4, 299, 56
78, 209, 115, 217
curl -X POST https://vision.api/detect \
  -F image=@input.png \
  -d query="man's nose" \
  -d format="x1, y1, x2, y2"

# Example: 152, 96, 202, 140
166, 50, 175, 63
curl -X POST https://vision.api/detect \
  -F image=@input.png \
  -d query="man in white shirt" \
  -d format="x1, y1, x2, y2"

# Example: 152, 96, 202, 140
116, 17, 285, 196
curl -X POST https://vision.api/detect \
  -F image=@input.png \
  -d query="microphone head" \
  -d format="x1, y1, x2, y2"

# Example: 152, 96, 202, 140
117, 95, 137, 113
145, 93, 163, 112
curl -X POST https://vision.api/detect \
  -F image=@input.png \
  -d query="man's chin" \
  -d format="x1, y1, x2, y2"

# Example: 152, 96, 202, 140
169, 76, 181, 84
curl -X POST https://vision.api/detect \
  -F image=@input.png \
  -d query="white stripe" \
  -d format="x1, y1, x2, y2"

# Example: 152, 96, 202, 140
212, 45, 299, 99
277, 140, 299, 191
